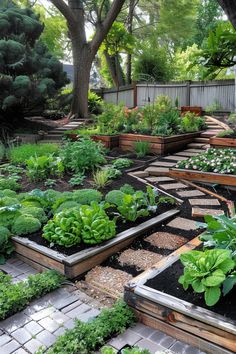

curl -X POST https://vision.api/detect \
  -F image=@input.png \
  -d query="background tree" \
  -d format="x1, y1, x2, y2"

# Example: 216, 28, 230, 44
0, 0, 68, 127
48, 0, 126, 118
217, 0, 236, 29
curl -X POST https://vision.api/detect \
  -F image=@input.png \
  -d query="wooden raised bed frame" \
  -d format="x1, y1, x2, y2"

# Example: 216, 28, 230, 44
169, 168, 236, 187
119, 132, 201, 155
124, 236, 236, 354
210, 137, 236, 149
66, 133, 119, 149
12, 209, 178, 279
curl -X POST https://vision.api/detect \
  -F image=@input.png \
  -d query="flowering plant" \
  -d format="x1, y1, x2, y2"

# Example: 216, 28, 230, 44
176, 148, 236, 174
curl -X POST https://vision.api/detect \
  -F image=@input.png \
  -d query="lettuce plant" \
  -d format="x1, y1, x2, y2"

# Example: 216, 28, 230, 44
179, 249, 235, 306
26, 155, 64, 181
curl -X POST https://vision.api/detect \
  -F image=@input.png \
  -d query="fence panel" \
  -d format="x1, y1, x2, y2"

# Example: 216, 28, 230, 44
103, 86, 134, 107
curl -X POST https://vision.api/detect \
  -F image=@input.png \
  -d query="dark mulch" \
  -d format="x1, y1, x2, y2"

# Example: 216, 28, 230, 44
145, 258, 236, 322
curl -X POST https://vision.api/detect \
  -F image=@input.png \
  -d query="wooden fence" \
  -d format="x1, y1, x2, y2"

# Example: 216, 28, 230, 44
94, 80, 235, 111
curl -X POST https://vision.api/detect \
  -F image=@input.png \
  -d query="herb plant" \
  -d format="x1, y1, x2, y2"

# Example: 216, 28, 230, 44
112, 158, 133, 169
179, 249, 235, 306
134, 141, 150, 158
26, 155, 64, 181
93, 169, 111, 189
60, 138, 106, 174
0, 270, 64, 319
69, 173, 86, 186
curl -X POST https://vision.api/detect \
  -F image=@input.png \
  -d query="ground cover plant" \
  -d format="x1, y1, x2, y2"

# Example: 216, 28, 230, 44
8, 143, 59, 164
176, 148, 236, 174
36, 300, 135, 354
0, 270, 64, 319
101, 347, 151, 354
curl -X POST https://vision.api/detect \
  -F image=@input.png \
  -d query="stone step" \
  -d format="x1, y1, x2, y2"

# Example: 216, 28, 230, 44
146, 176, 174, 183
159, 182, 188, 190
192, 207, 224, 218
187, 143, 207, 149
131, 171, 149, 178
177, 189, 205, 197
189, 198, 220, 206
85, 266, 132, 298
175, 151, 199, 157
184, 148, 203, 153
145, 232, 187, 250
167, 217, 199, 231
194, 137, 210, 143
145, 167, 169, 176
150, 161, 176, 167
200, 131, 220, 137
206, 125, 222, 129
118, 249, 164, 271
163, 155, 187, 161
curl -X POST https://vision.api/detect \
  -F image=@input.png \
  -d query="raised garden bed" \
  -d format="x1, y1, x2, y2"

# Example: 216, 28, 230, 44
210, 137, 236, 149
67, 133, 120, 149
181, 106, 202, 116
12, 209, 179, 279
119, 132, 201, 155
124, 237, 236, 354
169, 168, 236, 187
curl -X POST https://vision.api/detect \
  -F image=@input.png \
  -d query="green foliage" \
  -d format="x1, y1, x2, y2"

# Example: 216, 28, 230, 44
53, 200, 80, 214
0, 177, 20, 191
11, 214, 41, 235
179, 249, 235, 306
68, 173, 86, 186
37, 300, 135, 354
93, 169, 111, 189
88, 90, 103, 114
43, 209, 82, 247
106, 167, 122, 180
106, 186, 158, 222
0, 226, 14, 264
154, 109, 180, 136
217, 130, 234, 138
72, 189, 102, 205
0, 189, 17, 198
97, 103, 124, 134
60, 138, 106, 174
120, 184, 135, 195
0, 270, 64, 320
0, 205, 21, 228
79, 202, 116, 245
9, 143, 59, 164
180, 112, 206, 133
21, 206, 47, 223
0, 3, 69, 123
112, 158, 133, 169
26, 155, 64, 181
158, 196, 177, 206
200, 215, 236, 252
43, 202, 116, 246
134, 141, 150, 158
174, 44, 206, 80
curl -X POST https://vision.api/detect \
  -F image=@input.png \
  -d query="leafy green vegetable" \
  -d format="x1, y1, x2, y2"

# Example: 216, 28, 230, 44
26, 155, 64, 181
112, 158, 133, 169
0, 177, 20, 191
11, 215, 42, 236
43, 209, 82, 247
0, 226, 14, 264
200, 214, 236, 252
179, 249, 235, 306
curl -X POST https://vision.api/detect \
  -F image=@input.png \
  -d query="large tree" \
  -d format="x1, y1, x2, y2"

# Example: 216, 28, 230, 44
217, 0, 236, 29
49, 0, 126, 118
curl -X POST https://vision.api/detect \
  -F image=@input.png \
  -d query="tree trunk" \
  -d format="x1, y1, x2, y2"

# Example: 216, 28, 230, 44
104, 51, 125, 87
217, 0, 236, 29
69, 39, 93, 119
126, 0, 136, 84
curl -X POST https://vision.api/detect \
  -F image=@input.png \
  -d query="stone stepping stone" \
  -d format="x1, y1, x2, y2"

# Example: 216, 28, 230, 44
192, 207, 224, 218
167, 217, 199, 231
184, 149, 204, 153
175, 152, 199, 157
118, 249, 164, 271
159, 182, 188, 190
150, 161, 176, 167
164, 155, 188, 161
177, 190, 205, 197
145, 232, 187, 250
189, 198, 220, 206
187, 143, 206, 149
146, 176, 174, 183
131, 171, 149, 178
145, 167, 169, 176
85, 266, 132, 296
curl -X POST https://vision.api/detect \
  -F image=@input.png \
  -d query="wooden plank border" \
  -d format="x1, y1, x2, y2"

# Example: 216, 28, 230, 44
12, 209, 179, 279
169, 168, 236, 186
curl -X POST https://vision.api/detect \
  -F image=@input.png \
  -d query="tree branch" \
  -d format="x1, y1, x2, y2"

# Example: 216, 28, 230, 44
90, 0, 126, 54
49, 0, 76, 27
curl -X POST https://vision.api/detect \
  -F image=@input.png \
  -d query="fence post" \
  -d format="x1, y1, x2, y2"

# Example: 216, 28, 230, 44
186, 80, 191, 106
133, 81, 137, 107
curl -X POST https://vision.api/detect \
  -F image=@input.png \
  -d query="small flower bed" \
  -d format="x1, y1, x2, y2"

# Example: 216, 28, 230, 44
176, 148, 236, 174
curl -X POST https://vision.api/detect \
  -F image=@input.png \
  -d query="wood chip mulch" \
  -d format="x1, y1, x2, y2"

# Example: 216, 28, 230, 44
118, 249, 164, 270
145, 232, 187, 250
